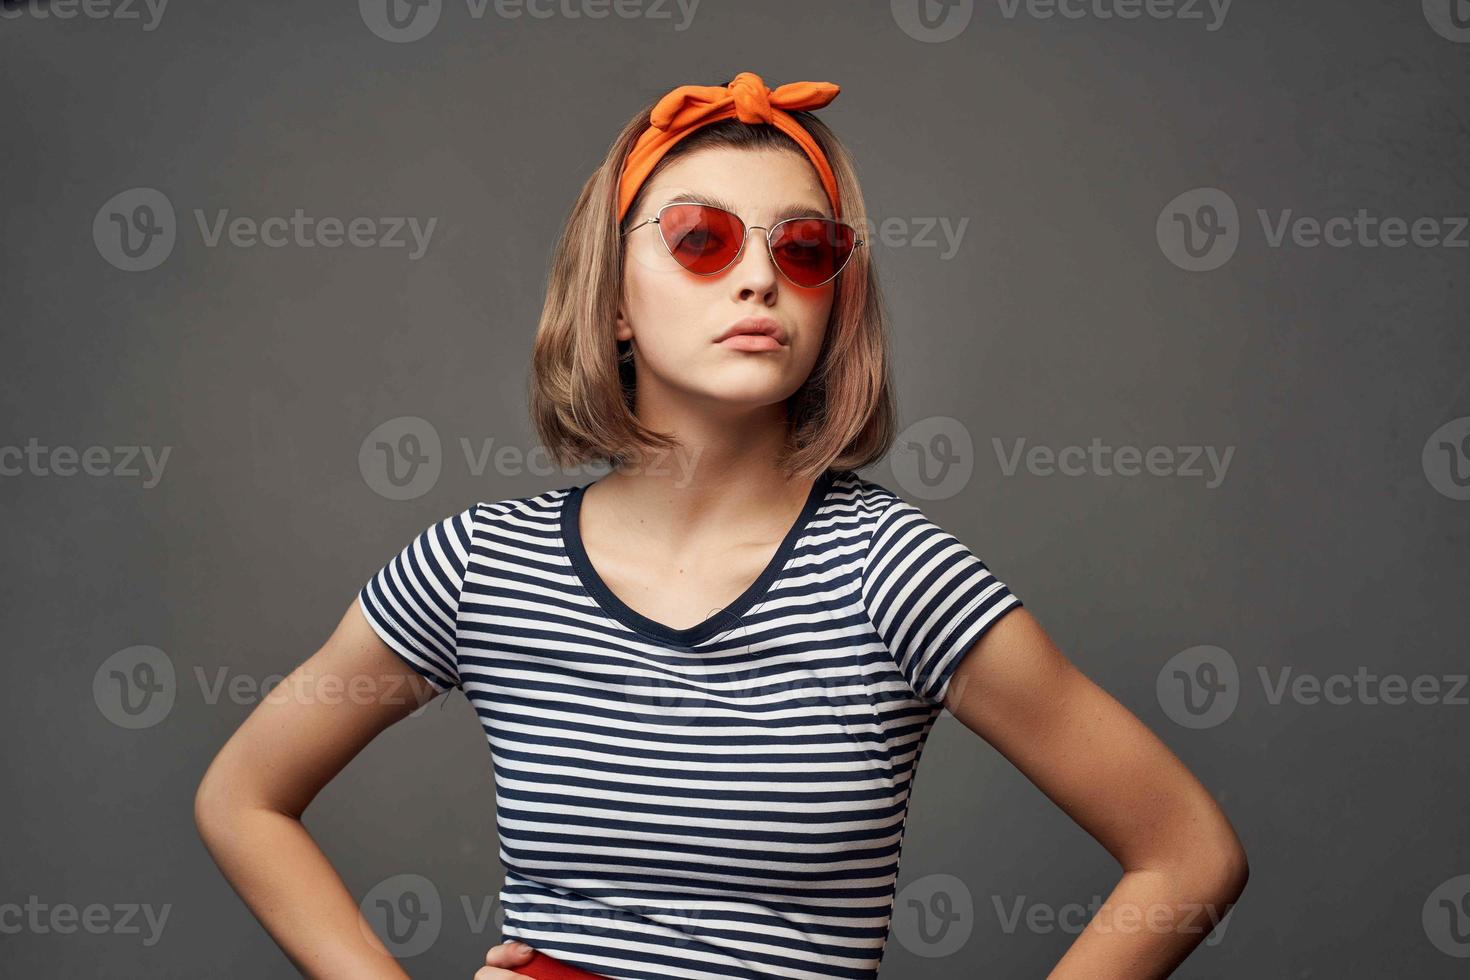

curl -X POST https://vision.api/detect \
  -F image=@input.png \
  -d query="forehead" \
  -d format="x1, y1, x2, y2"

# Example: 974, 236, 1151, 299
643, 147, 832, 223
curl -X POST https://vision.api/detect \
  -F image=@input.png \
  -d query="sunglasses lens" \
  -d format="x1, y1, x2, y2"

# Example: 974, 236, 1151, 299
770, 218, 857, 288
655, 205, 858, 287
658, 204, 745, 275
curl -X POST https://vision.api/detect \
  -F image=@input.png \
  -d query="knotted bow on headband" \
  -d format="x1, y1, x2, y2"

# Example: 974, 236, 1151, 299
616, 71, 843, 223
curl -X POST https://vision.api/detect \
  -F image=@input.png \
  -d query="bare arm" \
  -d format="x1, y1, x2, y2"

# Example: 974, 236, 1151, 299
192, 599, 535, 980
940, 608, 1249, 979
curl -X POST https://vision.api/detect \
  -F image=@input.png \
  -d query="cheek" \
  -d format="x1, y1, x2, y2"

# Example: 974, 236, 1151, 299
795, 289, 835, 341
624, 264, 710, 344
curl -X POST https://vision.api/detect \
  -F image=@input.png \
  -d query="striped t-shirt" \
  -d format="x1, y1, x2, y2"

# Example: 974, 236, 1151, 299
357, 468, 1021, 980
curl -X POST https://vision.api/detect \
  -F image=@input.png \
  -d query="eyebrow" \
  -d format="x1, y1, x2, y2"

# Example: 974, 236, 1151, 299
660, 190, 832, 223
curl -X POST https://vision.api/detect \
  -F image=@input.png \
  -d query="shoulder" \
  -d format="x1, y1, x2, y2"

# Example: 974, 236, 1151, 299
828, 471, 992, 578
827, 469, 912, 534
829, 468, 901, 513
458, 481, 584, 543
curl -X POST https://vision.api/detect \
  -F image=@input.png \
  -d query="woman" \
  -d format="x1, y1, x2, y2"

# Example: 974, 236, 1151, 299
195, 71, 1248, 980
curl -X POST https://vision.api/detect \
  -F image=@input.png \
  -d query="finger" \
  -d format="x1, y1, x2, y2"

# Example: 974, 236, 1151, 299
483, 941, 536, 966
472, 968, 534, 980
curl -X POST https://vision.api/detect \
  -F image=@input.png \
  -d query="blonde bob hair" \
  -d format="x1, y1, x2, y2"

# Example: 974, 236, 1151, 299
529, 82, 899, 482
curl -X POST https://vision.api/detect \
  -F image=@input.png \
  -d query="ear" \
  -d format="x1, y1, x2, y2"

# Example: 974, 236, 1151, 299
614, 307, 633, 342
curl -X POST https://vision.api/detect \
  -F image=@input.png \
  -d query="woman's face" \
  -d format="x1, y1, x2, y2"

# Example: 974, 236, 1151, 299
617, 145, 837, 412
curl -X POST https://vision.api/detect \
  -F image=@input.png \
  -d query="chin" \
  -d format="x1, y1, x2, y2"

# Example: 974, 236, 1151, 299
692, 372, 804, 408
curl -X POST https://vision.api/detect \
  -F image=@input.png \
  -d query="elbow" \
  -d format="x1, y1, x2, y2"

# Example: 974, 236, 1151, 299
192, 768, 222, 842
1216, 837, 1250, 900
1140, 830, 1249, 906
192, 757, 238, 844
1191, 833, 1249, 907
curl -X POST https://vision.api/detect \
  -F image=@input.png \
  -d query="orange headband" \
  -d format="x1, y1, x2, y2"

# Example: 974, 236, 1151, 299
616, 71, 843, 224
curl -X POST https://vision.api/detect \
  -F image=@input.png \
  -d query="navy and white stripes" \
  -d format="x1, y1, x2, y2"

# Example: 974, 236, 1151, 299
357, 504, 474, 693
862, 498, 1021, 706
356, 470, 1021, 980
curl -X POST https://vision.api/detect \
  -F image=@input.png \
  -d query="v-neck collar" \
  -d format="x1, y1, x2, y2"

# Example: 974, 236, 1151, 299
560, 470, 835, 647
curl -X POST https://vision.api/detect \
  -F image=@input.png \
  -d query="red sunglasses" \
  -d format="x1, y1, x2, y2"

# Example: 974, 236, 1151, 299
621, 202, 866, 288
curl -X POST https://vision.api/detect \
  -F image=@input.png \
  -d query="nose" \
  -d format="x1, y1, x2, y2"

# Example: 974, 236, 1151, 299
730, 225, 780, 299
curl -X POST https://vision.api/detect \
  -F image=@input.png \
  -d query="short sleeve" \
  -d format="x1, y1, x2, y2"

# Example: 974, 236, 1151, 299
356, 506, 477, 695
860, 497, 1022, 706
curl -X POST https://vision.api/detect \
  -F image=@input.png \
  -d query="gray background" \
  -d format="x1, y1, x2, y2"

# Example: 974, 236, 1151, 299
3, 0, 1468, 976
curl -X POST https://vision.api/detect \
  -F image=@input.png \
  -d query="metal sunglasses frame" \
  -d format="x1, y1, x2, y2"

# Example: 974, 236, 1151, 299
621, 201, 867, 288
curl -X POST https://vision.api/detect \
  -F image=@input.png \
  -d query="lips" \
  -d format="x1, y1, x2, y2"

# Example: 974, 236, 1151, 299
715, 316, 788, 345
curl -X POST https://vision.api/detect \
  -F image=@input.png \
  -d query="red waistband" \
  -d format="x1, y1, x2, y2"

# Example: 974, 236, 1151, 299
517, 948, 614, 980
